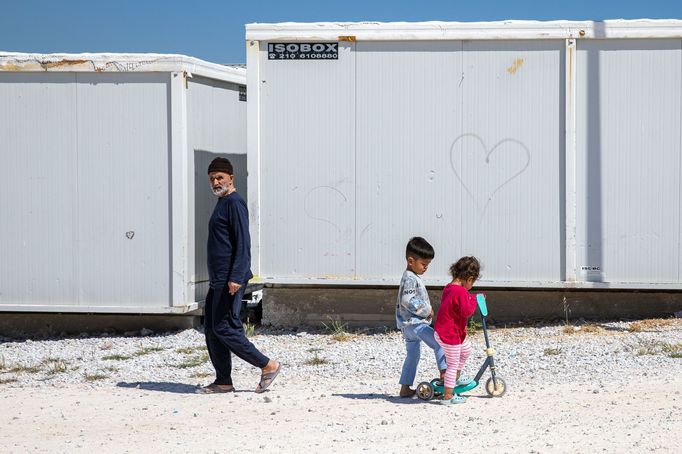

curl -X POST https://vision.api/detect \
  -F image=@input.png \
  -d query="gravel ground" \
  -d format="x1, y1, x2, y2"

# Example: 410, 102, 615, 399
1, 318, 681, 453
1, 319, 680, 389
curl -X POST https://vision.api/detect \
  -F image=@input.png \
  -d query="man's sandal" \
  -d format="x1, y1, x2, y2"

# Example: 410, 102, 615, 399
195, 383, 235, 394
255, 363, 281, 393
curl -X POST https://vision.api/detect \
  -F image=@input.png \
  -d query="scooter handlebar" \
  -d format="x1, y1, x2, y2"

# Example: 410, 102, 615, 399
476, 293, 488, 317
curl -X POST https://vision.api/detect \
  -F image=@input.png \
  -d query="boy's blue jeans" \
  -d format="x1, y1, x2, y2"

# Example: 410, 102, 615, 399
399, 323, 447, 386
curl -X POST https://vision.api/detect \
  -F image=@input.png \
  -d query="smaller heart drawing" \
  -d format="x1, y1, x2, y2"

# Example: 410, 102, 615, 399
449, 133, 531, 214
125, 231, 135, 240
303, 185, 349, 236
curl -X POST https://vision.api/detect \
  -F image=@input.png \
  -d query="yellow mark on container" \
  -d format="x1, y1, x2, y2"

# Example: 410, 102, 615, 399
0, 63, 23, 71
569, 46, 573, 85
506, 58, 524, 75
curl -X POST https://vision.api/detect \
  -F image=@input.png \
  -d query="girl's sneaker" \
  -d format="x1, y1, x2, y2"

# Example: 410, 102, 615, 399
456, 375, 474, 386
440, 395, 467, 405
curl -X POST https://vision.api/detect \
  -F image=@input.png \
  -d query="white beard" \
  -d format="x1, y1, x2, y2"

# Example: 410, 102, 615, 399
212, 185, 230, 197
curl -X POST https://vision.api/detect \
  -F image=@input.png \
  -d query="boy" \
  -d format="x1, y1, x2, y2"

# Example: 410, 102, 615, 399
396, 237, 447, 397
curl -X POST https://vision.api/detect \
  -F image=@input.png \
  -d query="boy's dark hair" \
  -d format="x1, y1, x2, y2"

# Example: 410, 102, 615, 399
449, 256, 481, 281
405, 237, 435, 260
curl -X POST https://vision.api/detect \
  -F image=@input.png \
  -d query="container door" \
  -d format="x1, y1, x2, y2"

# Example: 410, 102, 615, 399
76, 73, 171, 307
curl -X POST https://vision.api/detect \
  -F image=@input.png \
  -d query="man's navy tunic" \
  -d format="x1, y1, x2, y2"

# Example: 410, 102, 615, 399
207, 192, 253, 289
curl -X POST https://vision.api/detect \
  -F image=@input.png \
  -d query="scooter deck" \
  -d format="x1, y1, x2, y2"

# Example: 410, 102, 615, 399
431, 380, 478, 395
455, 381, 478, 394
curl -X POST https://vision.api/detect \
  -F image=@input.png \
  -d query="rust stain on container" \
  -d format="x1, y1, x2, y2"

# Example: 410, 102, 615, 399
338, 35, 356, 42
40, 59, 89, 70
506, 58, 524, 75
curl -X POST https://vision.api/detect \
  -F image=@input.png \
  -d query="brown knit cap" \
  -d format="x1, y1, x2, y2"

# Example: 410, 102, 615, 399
207, 157, 233, 175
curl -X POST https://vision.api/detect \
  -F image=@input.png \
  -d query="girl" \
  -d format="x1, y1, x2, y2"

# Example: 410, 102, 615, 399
434, 256, 481, 405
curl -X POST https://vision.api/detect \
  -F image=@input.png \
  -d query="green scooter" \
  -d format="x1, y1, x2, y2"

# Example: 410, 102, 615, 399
416, 294, 507, 400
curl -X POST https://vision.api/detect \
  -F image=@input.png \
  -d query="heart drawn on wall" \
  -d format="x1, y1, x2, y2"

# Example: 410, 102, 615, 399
449, 133, 531, 215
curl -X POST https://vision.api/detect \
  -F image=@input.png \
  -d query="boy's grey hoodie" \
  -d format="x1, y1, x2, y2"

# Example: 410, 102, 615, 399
395, 269, 433, 330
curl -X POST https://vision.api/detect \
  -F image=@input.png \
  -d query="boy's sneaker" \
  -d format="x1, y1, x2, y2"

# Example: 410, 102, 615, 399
456, 375, 473, 386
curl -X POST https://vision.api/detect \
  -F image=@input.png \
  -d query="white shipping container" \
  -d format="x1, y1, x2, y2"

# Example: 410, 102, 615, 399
0, 53, 247, 313
246, 20, 682, 290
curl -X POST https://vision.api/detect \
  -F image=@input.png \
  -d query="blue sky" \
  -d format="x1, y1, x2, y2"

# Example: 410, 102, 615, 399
1, 1, 680, 64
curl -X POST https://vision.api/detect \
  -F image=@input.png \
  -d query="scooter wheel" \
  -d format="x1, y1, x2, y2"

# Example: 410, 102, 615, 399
416, 381, 435, 401
485, 377, 507, 397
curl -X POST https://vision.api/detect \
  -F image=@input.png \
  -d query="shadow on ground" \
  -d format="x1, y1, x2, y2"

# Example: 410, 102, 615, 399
333, 393, 434, 405
117, 381, 200, 394
333, 392, 490, 404
116, 381, 264, 395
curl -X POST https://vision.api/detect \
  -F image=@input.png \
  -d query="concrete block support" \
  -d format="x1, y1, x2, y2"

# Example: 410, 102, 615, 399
262, 287, 682, 329
0, 313, 200, 338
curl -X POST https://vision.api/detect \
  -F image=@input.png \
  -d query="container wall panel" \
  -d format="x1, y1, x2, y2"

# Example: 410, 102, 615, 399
0, 73, 79, 306
355, 40, 564, 283
459, 40, 565, 283
355, 41, 465, 282
259, 42, 356, 279
187, 77, 247, 300
576, 40, 682, 283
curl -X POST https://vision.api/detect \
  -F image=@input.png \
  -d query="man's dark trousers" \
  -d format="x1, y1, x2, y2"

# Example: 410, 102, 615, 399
204, 284, 269, 385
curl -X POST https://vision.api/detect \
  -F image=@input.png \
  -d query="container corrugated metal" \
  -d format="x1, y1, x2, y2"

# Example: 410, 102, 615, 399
258, 41, 356, 279
576, 39, 682, 284
246, 20, 682, 289
0, 53, 247, 313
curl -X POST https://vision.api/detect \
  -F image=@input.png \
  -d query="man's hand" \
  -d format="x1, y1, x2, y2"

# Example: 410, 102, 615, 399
429, 308, 434, 319
228, 281, 242, 295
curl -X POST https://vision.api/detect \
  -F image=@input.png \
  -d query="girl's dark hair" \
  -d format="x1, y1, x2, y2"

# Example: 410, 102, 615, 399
449, 256, 481, 281
406, 237, 435, 260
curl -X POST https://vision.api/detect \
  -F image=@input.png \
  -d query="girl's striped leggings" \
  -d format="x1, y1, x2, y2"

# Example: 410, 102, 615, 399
434, 332, 472, 389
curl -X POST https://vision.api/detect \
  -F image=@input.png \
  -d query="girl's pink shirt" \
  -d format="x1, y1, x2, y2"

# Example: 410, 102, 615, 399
434, 283, 478, 345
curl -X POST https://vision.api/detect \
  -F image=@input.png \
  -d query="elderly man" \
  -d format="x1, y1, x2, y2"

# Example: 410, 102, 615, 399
197, 157, 280, 394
